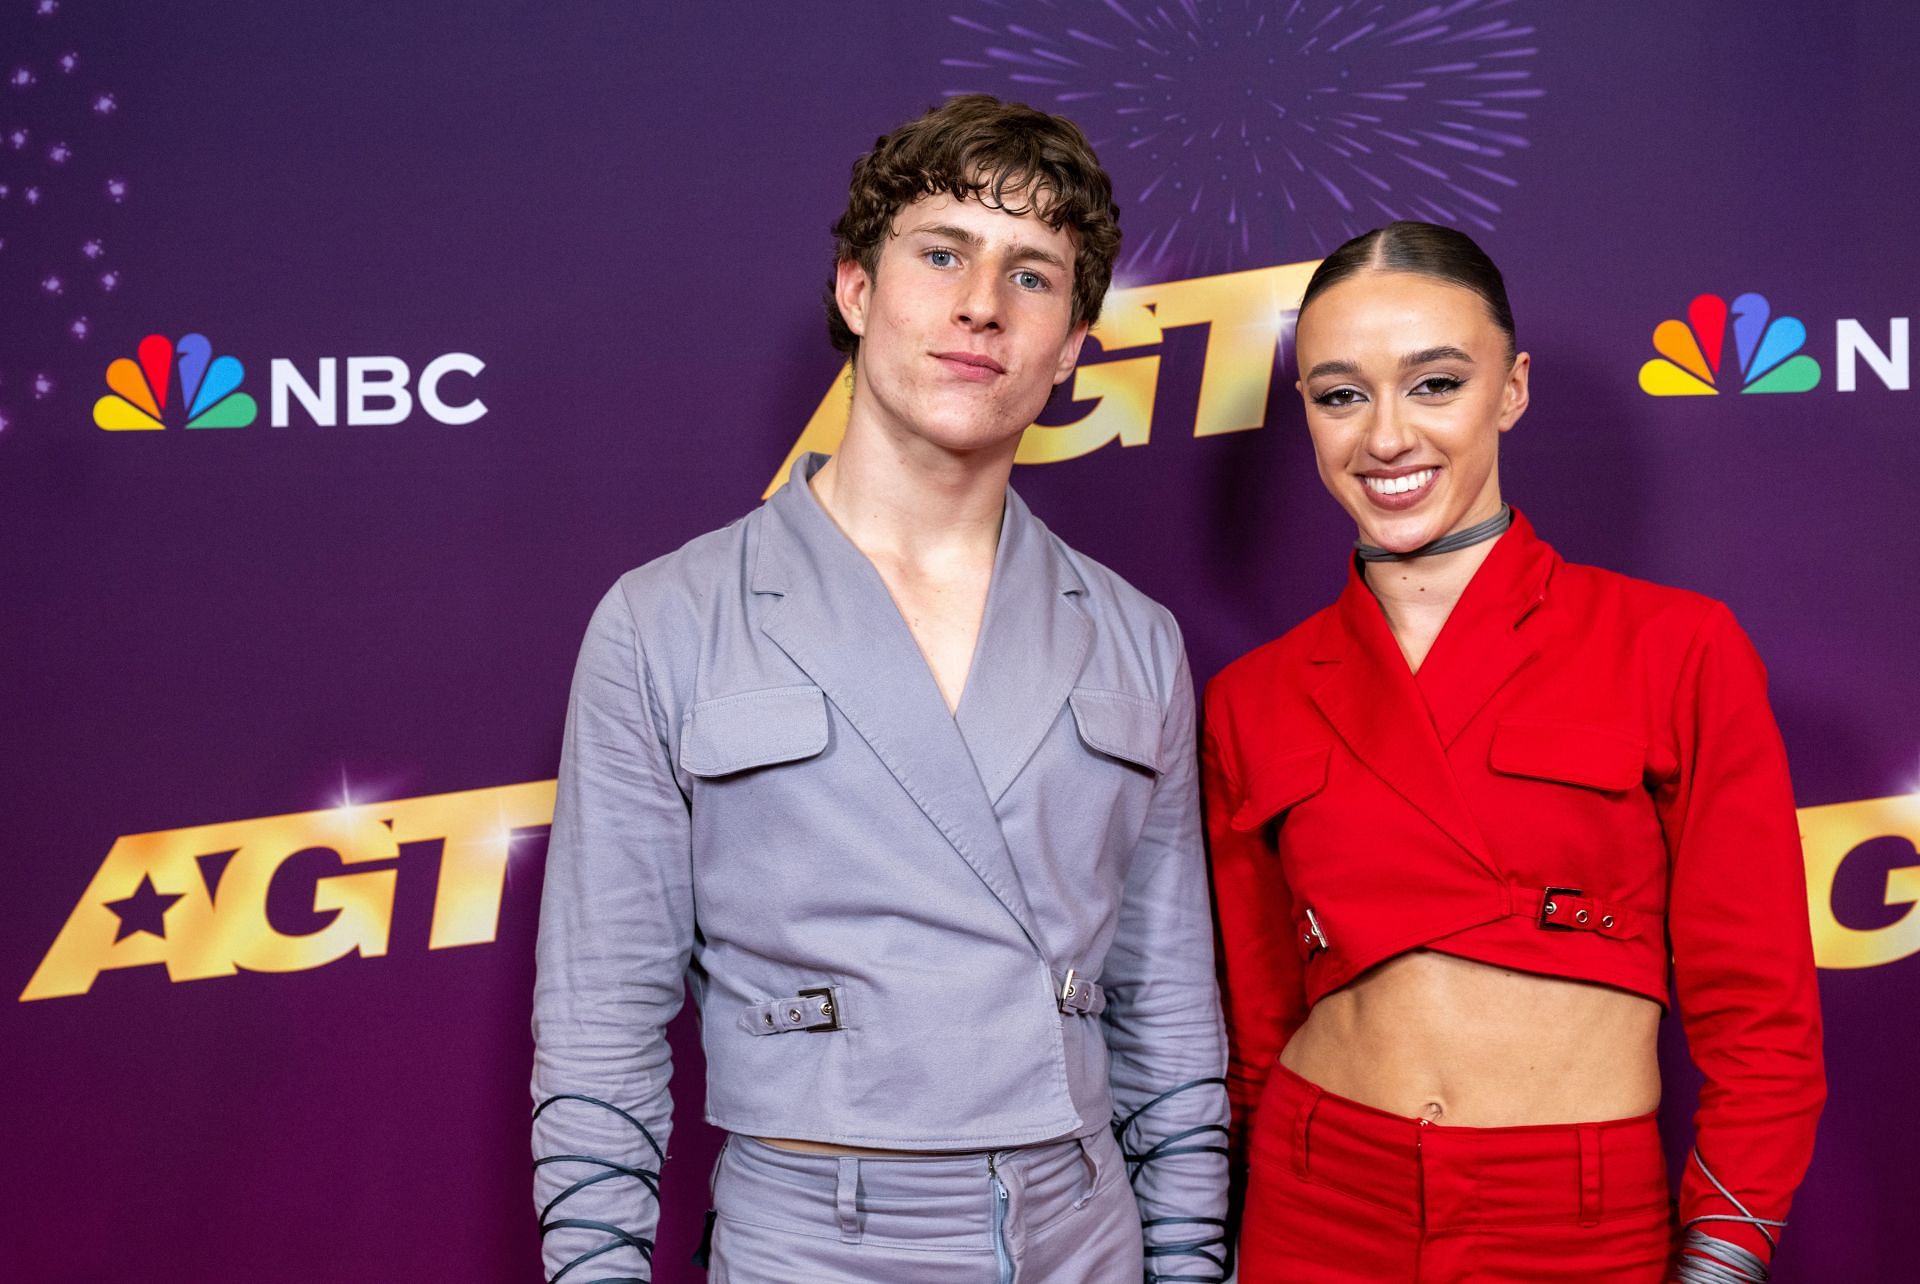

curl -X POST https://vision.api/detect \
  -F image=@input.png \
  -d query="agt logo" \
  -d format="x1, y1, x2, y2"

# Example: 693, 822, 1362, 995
1638, 292, 1910, 397
768, 258, 1323, 496
20, 781, 552, 1001
18, 781, 1920, 1000
93, 331, 487, 430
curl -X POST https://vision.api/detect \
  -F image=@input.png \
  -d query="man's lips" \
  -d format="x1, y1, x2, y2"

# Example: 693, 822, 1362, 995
933, 351, 1006, 379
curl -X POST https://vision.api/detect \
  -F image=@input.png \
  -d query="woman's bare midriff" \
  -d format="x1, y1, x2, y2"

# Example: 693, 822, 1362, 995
1278, 949, 1662, 1127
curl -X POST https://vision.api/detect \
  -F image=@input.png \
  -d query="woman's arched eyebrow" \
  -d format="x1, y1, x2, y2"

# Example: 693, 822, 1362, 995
1304, 346, 1476, 382
1303, 358, 1359, 381
1401, 345, 1474, 367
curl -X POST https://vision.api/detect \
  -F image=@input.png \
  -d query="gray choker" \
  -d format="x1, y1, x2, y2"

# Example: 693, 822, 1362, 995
1355, 505, 1513, 562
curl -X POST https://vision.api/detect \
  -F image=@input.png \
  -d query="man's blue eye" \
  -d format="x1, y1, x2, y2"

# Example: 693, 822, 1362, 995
928, 249, 956, 268
1015, 270, 1045, 290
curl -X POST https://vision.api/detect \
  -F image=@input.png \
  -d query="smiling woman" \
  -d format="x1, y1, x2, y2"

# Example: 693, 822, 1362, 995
1204, 222, 1826, 1284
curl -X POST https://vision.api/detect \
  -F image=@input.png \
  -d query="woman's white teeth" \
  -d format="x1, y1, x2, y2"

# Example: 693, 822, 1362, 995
1363, 468, 1436, 495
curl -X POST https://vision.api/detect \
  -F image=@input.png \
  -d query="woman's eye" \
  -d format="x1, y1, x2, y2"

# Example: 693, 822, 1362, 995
1412, 375, 1463, 396
927, 248, 957, 268
1312, 388, 1364, 408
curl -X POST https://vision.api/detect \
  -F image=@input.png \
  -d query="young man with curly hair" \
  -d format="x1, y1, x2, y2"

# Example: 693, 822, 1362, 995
532, 95, 1229, 1283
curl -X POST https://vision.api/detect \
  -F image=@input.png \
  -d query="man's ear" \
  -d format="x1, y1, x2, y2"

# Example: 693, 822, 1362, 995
834, 258, 872, 340
1052, 319, 1091, 385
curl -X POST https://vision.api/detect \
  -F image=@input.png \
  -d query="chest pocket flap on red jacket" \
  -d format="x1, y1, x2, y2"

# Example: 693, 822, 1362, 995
1229, 743, 1331, 832
679, 684, 830, 777
1488, 717, 1645, 793
1068, 688, 1164, 774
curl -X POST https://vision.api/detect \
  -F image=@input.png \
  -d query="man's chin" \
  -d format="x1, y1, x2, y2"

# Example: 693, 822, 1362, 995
903, 420, 1033, 459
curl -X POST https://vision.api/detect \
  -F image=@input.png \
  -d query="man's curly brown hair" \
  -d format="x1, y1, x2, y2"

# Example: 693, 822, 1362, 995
825, 95, 1122, 357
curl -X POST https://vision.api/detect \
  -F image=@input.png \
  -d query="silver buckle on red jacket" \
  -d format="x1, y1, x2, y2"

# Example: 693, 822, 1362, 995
1536, 886, 1625, 934
1301, 907, 1330, 955
1538, 886, 1584, 930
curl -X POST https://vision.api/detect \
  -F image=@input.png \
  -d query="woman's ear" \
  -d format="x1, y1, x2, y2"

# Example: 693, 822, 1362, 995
1497, 350, 1531, 432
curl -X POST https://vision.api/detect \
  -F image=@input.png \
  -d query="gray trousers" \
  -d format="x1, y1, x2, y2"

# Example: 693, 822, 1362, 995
708, 1130, 1145, 1283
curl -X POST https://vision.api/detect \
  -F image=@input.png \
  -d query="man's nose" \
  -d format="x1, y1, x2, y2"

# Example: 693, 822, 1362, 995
954, 267, 1004, 332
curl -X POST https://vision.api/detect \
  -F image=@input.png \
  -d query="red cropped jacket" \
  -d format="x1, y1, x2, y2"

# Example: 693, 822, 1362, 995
1202, 511, 1824, 1262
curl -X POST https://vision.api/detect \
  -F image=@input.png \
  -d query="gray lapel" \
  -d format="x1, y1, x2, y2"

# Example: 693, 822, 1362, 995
752, 454, 1046, 952
954, 486, 1093, 804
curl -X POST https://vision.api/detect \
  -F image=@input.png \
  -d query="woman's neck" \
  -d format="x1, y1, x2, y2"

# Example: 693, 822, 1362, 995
1363, 536, 1499, 674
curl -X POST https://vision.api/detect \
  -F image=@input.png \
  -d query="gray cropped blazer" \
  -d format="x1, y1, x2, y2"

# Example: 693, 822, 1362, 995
531, 453, 1229, 1281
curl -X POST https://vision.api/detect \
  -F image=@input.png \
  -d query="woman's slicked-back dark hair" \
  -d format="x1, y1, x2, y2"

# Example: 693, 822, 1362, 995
825, 94, 1121, 358
1298, 220, 1516, 357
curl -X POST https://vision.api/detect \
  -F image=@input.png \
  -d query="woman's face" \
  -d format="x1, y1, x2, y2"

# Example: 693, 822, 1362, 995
1294, 269, 1529, 554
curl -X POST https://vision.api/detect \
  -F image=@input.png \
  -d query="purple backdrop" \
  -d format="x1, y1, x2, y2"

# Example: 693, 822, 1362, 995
4, 2, 1915, 1279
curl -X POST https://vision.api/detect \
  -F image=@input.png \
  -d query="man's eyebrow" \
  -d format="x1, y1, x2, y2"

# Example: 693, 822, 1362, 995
1005, 241, 1071, 272
906, 221, 985, 248
905, 222, 1071, 273
1302, 347, 1476, 382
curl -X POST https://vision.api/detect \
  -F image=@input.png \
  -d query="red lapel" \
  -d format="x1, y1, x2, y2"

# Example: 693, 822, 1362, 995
1415, 509, 1560, 747
1305, 510, 1559, 872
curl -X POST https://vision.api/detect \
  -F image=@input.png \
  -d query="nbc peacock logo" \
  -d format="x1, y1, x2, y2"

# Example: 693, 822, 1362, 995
1638, 293, 1822, 396
92, 333, 258, 429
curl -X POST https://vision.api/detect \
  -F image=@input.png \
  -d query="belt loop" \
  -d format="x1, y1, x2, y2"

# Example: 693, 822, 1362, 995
1291, 1081, 1322, 1178
1072, 1135, 1098, 1209
836, 1155, 861, 1244
1578, 1126, 1602, 1227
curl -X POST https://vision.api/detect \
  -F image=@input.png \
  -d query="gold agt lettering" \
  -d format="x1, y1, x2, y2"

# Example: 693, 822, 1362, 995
1801, 792, 1920, 970
21, 781, 1920, 1001
19, 781, 555, 1001
765, 259, 1323, 498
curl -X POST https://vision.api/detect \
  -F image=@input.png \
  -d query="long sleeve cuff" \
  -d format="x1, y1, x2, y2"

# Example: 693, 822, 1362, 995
1116, 1075, 1232, 1283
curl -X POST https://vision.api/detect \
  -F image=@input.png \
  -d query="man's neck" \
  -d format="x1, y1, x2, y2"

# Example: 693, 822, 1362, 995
808, 414, 1013, 567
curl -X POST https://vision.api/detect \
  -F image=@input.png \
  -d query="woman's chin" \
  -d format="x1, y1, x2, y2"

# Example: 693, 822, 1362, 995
1354, 514, 1443, 554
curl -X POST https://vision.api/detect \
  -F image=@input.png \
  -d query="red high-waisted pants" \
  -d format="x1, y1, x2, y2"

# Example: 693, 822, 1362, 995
1239, 1063, 1674, 1282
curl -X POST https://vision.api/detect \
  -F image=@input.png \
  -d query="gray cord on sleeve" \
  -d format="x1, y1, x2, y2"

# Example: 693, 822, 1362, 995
1114, 1076, 1231, 1284
1674, 1231, 1770, 1284
1673, 1147, 1783, 1284
533, 1093, 664, 1284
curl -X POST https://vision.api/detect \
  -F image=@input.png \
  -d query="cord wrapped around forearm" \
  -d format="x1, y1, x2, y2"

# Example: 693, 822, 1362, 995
1115, 1075, 1232, 1284
1672, 1148, 1783, 1284
532, 1092, 665, 1284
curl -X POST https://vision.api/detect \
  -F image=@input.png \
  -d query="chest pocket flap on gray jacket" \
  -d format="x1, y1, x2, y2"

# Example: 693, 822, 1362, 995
1068, 688, 1164, 774
679, 684, 830, 777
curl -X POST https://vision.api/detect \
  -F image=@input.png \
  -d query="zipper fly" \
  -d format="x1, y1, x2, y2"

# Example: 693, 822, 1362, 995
988, 1153, 1014, 1284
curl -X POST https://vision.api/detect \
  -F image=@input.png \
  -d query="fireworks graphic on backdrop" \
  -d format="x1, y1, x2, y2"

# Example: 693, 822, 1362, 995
1, 0, 128, 433
940, 0, 1541, 280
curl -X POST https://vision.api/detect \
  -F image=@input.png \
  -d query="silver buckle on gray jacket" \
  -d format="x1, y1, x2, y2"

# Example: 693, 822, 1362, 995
795, 986, 840, 1032
1057, 968, 1105, 1016
744, 986, 841, 1035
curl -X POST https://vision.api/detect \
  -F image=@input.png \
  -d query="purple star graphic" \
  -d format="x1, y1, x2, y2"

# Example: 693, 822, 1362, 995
104, 874, 181, 942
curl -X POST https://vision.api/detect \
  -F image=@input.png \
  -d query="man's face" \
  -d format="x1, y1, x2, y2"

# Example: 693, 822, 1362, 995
834, 191, 1089, 457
